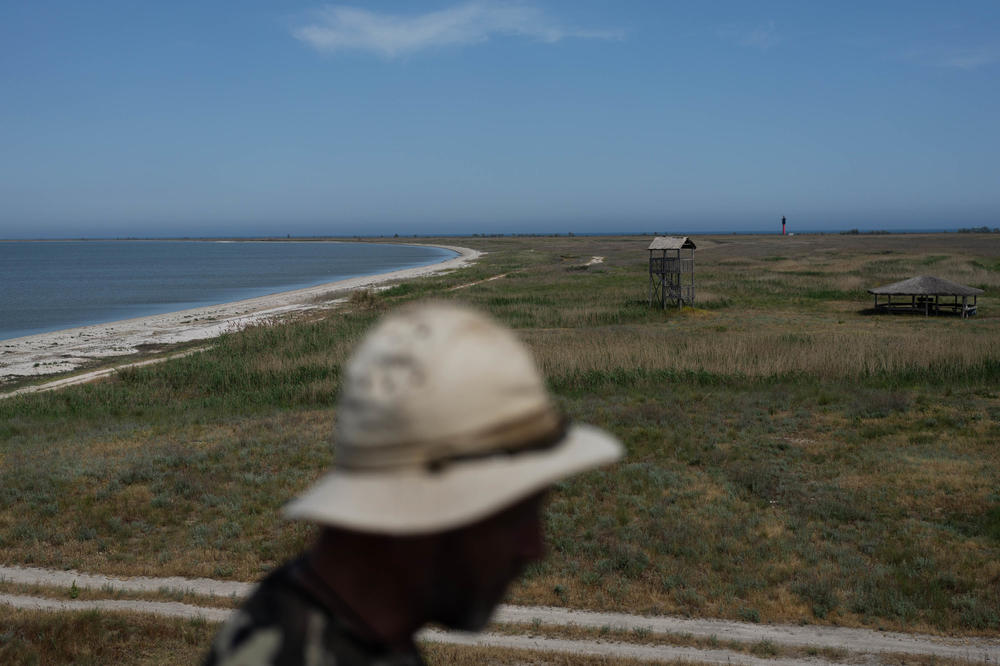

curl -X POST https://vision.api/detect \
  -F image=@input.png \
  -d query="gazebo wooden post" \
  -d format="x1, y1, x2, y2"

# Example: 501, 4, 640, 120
660, 249, 666, 308
675, 249, 681, 309
647, 249, 652, 306
690, 247, 696, 303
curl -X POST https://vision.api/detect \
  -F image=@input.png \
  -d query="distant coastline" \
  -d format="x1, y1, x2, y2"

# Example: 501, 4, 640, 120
0, 239, 457, 341
0, 243, 480, 384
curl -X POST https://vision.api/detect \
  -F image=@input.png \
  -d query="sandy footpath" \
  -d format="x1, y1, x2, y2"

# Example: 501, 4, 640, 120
0, 244, 480, 383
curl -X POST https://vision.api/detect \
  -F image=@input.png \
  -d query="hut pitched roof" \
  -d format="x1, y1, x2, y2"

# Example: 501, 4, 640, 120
867, 275, 983, 296
648, 236, 696, 250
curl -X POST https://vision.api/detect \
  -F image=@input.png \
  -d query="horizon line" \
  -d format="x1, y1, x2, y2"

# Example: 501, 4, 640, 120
3, 227, 999, 242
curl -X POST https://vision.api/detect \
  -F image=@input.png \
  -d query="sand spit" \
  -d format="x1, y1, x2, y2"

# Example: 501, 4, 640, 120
0, 244, 480, 384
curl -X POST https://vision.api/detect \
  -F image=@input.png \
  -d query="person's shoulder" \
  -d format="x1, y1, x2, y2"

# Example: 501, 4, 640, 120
203, 559, 325, 665
203, 559, 426, 665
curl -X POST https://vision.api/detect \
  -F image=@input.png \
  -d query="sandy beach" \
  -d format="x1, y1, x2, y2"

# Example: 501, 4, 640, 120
0, 244, 480, 383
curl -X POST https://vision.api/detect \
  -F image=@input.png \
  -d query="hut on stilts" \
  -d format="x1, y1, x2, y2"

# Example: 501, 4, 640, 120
868, 275, 983, 319
648, 236, 696, 308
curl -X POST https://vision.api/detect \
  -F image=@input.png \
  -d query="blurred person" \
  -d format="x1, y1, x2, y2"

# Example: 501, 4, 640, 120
204, 301, 622, 665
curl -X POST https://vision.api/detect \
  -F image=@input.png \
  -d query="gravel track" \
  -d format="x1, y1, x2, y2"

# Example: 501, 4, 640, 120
0, 565, 253, 599
3, 565, 998, 663
419, 628, 839, 665
0, 592, 231, 623
493, 605, 1000, 662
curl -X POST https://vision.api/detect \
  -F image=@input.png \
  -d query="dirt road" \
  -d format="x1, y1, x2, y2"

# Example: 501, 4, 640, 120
2, 565, 997, 663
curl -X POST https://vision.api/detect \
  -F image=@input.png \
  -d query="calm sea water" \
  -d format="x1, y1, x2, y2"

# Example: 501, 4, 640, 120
0, 241, 456, 340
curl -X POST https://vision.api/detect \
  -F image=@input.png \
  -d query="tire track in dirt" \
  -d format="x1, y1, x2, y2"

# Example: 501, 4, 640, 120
0, 348, 205, 400
419, 628, 836, 665
493, 605, 998, 662
0, 592, 231, 623
0, 565, 252, 598
3, 565, 997, 662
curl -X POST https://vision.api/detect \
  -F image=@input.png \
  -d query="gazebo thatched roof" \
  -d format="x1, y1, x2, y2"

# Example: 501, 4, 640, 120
868, 275, 983, 296
648, 236, 696, 250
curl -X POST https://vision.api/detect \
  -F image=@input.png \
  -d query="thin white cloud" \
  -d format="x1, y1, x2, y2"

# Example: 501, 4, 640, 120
719, 20, 778, 51
741, 20, 777, 50
940, 48, 997, 69
292, 1, 623, 57
900, 45, 997, 70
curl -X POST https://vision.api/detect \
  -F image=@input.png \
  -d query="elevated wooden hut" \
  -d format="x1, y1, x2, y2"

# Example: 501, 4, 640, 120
868, 275, 983, 318
648, 236, 696, 308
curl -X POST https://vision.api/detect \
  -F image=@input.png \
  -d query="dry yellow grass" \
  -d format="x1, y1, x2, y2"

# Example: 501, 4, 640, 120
0, 606, 215, 664
528, 321, 1000, 380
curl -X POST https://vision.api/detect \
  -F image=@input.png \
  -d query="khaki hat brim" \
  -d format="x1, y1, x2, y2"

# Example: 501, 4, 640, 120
283, 424, 623, 535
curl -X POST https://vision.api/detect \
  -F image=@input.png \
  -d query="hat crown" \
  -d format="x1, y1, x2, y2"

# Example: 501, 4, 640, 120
335, 302, 555, 469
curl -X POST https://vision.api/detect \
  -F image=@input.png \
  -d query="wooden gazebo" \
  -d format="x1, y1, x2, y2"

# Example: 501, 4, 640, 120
648, 236, 696, 308
868, 275, 983, 319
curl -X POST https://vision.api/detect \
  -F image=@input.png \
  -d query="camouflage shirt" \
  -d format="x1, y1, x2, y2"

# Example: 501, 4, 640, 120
204, 557, 426, 666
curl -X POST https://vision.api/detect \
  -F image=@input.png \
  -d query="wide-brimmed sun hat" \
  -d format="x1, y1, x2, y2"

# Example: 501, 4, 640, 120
284, 301, 623, 535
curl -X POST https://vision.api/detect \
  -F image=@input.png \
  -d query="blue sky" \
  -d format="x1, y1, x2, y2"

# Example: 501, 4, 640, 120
1, 1, 998, 238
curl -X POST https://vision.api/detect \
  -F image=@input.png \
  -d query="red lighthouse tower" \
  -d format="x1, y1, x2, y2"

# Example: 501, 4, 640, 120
781, 216, 786, 235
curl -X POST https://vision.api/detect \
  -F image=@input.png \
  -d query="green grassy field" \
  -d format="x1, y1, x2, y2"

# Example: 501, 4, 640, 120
2, 233, 999, 638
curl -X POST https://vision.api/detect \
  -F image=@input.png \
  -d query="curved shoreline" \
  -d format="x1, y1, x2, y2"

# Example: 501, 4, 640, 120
0, 244, 481, 383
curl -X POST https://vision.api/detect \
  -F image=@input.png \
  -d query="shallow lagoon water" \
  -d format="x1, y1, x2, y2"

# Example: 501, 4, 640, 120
0, 240, 454, 340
